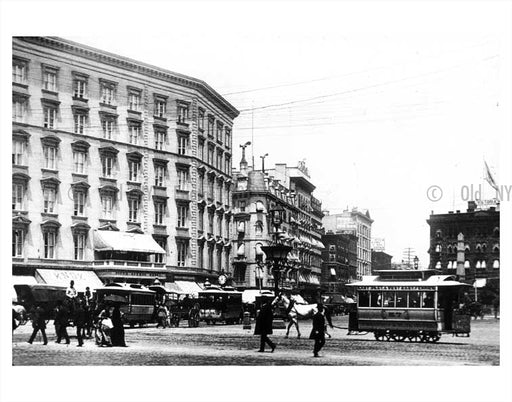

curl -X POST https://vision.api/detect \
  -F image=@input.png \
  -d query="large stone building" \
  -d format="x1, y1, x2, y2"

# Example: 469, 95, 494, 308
323, 208, 373, 279
231, 158, 324, 297
426, 201, 500, 284
12, 37, 239, 291
320, 231, 357, 294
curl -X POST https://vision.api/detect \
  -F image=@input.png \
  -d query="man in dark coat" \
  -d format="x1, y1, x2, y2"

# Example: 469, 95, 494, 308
254, 298, 276, 353
28, 304, 48, 345
310, 303, 326, 357
74, 298, 86, 347
54, 300, 70, 344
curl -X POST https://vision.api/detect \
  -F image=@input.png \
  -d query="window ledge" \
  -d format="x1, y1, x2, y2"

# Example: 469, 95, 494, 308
42, 89, 59, 96
41, 168, 58, 174
13, 82, 29, 89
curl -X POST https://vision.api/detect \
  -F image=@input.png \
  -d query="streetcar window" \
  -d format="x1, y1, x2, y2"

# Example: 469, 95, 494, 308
422, 292, 435, 308
383, 292, 395, 308
409, 291, 421, 308
370, 292, 382, 307
358, 291, 370, 307
395, 292, 407, 308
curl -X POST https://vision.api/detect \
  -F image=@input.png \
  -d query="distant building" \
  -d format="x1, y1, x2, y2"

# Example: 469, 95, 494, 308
231, 159, 324, 296
321, 231, 358, 293
323, 208, 373, 279
426, 201, 500, 285
371, 251, 393, 273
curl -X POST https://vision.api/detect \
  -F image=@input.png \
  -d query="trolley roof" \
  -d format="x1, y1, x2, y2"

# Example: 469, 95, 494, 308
347, 275, 471, 288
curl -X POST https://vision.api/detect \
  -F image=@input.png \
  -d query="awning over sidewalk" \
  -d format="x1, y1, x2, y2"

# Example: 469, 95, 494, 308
164, 281, 203, 297
35, 269, 104, 292
94, 230, 165, 254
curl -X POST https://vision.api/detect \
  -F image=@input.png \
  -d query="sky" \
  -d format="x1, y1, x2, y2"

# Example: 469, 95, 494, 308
59, 1, 508, 267
1, 1, 511, 401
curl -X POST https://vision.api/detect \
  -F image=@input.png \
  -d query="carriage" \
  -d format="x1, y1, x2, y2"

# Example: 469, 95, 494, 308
14, 284, 67, 320
197, 286, 243, 325
346, 270, 472, 343
95, 283, 155, 327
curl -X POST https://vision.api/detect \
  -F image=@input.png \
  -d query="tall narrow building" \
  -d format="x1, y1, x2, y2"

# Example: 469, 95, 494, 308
12, 37, 239, 291
323, 208, 373, 279
231, 160, 324, 299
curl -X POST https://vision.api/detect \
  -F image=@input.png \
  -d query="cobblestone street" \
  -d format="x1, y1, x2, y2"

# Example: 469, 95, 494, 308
12, 315, 499, 366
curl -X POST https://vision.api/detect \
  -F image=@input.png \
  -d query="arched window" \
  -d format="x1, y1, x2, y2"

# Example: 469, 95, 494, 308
493, 243, 500, 253
435, 261, 441, 269
255, 220, 263, 236
493, 260, 500, 269
435, 230, 442, 239
481, 260, 486, 269
476, 243, 482, 253
493, 227, 500, 237
482, 243, 487, 252
464, 260, 470, 268
447, 245, 452, 253
476, 261, 481, 269
465, 244, 470, 252
435, 244, 442, 253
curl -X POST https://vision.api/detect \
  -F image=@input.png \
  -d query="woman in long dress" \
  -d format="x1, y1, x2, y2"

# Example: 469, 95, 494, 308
110, 305, 126, 347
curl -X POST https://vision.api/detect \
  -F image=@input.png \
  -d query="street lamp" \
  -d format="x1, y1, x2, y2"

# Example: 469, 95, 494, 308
261, 205, 292, 296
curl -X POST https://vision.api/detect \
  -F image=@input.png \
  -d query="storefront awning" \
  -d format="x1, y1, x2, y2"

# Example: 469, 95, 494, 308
94, 230, 165, 254
35, 269, 103, 292
164, 281, 203, 297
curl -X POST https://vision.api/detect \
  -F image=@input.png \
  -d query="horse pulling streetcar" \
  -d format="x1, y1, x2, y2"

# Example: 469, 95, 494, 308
347, 270, 472, 343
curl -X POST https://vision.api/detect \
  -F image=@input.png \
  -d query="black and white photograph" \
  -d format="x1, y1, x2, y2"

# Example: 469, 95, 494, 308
1, 1, 511, 402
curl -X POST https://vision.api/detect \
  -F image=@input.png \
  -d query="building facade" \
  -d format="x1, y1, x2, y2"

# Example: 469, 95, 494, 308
12, 37, 239, 289
371, 251, 393, 273
231, 159, 324, 296
321, 231, 357, 293
322, 208, 373, 279
426, 201, 500, 284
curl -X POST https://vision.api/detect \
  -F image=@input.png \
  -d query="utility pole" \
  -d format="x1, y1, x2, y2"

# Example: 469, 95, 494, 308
402, 247, 415, 269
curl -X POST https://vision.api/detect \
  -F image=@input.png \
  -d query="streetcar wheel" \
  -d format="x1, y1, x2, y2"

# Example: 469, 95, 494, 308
422, 332, 441, 343
374, 330, 390, 341
407, 332, 422, 342
391, 332, 406, 342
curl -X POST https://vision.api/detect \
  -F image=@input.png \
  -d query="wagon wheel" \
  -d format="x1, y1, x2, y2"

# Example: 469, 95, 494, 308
390, 331, 406, 342
407, 332, 423, 342
422, 332, 441, 343
374, 330, 390, 341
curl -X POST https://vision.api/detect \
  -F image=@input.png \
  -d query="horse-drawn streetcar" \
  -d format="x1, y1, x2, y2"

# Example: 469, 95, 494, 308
347, 270, 472, 343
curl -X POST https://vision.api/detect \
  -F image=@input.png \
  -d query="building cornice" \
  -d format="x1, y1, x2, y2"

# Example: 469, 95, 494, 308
15, 36, 240, 119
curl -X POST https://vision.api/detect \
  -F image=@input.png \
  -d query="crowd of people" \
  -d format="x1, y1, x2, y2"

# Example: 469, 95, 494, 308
26, 281, 126, 348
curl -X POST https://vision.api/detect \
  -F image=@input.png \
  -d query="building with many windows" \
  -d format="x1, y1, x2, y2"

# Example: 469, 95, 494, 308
320, 231, 357, 294
426, 201, 500, 286
322, 208, 373, 279
12, 37, 238, 290
231, 158, 324, 298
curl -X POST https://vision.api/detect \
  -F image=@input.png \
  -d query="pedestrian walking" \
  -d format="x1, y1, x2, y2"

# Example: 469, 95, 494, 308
54, 300, 70, 344
310, 303, 326, 357
111, 305, 126, 347
27, 304, 48, 345
493, 295, 500, 319
74, 298, 86, 347
156, 303, 168, 328
254, 298, 276, 353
